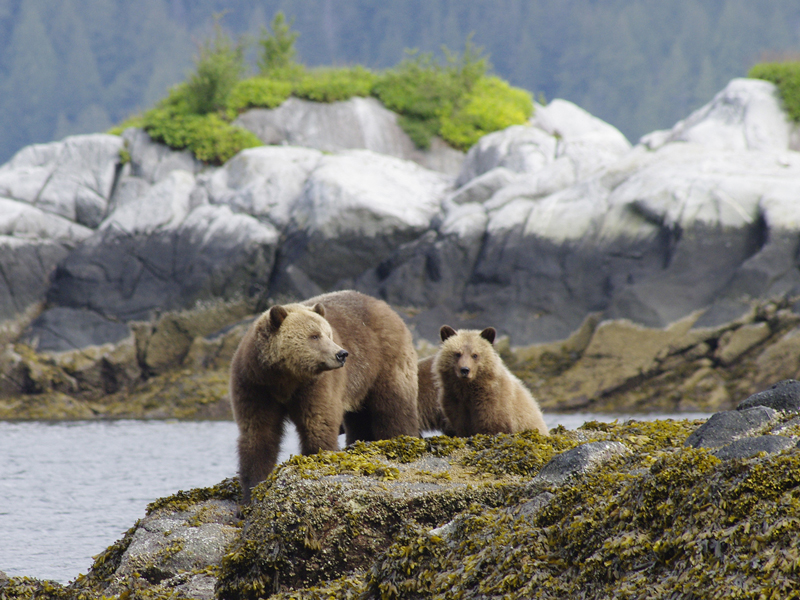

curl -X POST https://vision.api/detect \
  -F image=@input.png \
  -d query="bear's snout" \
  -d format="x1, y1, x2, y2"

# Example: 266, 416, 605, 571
336, 349, 349, 365
459, 367, 470, 378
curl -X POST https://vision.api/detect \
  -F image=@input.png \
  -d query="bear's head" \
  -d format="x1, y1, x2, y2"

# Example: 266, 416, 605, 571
255, 302, 349, 376
438, 325, 497, 382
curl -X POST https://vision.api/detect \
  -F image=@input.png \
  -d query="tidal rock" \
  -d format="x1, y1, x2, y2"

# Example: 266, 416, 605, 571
21, 307, 130, 352
712, 434, 795, 460
685, 406, 778, 449
737, 378, 800, 413
533, 440, 630, 485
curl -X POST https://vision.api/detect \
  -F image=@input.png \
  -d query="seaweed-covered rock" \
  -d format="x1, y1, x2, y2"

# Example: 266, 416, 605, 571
533, 440, 630, 485
712, 434, 796, 460
9, 410, 800, 600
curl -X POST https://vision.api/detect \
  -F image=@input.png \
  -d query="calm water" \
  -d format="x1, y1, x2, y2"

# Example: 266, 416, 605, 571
0, 413, 709, 583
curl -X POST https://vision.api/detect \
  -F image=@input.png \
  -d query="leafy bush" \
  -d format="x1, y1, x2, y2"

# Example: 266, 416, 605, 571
373, 51, 467, 149
440, 76, 533, 150
294, 66, 378, 103
371, 40, 531, 150
749, 62, 800, 122
225, 78, 293, 116
144, 85, 261, 164
184, 21, 246, 115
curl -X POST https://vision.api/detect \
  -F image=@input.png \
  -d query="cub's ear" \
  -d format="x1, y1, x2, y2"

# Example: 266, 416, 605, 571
440, 325, 457, 342
312, 303, 326, 318
480, 327, 497, 344
269, 305, 289, 330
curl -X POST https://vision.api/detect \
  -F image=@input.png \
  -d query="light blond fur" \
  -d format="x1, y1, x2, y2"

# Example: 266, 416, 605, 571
433, 326, 548, 437
230, 290, 419, 502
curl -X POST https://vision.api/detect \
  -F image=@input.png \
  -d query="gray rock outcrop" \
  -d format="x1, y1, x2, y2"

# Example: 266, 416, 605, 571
3, 78, 800, 351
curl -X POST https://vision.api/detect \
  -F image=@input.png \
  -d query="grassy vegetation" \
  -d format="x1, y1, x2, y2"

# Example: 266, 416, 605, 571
119, 13, 533, 164
749, 61, 800, 122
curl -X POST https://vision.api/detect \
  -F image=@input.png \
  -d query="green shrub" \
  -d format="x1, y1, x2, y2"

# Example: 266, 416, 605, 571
373, 52, 463, 149
440, 76, 533, 150
144, 85, 261, 164
184, 20, 246, 115
295, 66, 378, 103
225, 78, 293, 116
371, 40, 531, 151
749, 62, 800, 122
257, 12, 300, 77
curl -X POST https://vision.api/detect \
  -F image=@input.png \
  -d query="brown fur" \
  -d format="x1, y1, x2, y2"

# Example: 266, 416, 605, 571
230, 290, 419, 502
433, 325, 548, 437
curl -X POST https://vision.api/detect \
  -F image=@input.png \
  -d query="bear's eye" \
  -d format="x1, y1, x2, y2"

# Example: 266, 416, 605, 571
454, 352, 462, 358
472, 353, 478, 359
310, 334, 319, 340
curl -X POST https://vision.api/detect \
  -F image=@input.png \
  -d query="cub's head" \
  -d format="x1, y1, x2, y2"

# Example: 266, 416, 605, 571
255, 302, 349, 376
437, 325, 497, 382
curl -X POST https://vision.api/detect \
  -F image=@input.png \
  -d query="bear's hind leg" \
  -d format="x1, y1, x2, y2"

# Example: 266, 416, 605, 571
363, 372, 420, 440
343, 406, 374, 445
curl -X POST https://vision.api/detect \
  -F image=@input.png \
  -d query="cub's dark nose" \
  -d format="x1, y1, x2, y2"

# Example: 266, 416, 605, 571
336, 349, 349, 364
460, 367, 470, 377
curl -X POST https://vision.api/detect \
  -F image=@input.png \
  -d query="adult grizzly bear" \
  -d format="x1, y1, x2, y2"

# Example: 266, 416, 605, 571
416, 355, 448, 433
433, 325, 548, 437
230, 290, 419, 502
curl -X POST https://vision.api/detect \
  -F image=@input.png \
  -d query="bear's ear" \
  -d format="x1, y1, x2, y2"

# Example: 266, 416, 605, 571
311, 303, 325, 318
480, 327, 497, 344
440, 325, 457, 342
269, 305, 288, 330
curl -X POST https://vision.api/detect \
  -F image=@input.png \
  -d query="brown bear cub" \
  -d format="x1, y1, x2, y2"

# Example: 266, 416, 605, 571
433, 325, 548, 437
230, 290, 419, 502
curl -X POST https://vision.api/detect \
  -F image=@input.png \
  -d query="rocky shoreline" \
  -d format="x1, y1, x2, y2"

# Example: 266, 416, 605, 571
2, 293, 800, 421
3, 380, 800, 599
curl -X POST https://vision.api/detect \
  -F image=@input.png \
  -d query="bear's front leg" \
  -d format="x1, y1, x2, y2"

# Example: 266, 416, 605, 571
289, 388, 344, 455
237, 400, 287, 503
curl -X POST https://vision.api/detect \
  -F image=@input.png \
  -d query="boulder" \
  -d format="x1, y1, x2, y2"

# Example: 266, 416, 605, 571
47, 203, 279, 323
121, 128, 203, 184
269, 150, 450, 296
456, 98, 631, 189
200, 145, 323, 229
532, 440, 630, 485
684, 406, 777, 449
0, 134, 122, 228
738, 378, 800, 412
0, 199, 94, 325
234, 96, 465, 175
712, 434, 795, 460
641, 78, 800, 152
